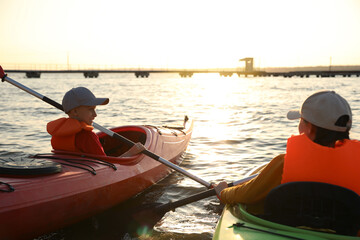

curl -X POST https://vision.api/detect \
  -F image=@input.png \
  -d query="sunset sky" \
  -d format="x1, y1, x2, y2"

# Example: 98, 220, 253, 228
1, 0, 360, 69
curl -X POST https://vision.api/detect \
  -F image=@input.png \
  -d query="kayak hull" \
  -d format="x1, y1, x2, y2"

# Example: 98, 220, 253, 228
213, 204, 360, 240
0, 119, 193, 240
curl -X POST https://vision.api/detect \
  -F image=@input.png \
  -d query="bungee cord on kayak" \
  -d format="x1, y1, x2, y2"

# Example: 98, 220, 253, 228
230, 222, 305, 240
34, 153, 118, 170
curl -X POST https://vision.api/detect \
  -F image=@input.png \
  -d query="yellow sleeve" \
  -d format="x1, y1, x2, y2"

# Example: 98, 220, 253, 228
220, 154, 285, 205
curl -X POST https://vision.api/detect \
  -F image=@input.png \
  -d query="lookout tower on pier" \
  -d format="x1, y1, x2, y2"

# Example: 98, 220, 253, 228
240, 58, 254, 72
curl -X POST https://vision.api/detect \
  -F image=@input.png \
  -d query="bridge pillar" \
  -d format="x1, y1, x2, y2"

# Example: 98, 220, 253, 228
179, 72, 193, 78
135, 72, 149, 78
219, 72, 233, 77
26, 71, 41, 78
84, 71, 99, 78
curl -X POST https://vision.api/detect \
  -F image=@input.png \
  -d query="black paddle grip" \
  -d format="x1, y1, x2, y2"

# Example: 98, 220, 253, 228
43, 96, 64, 111
1, 73, 7, 82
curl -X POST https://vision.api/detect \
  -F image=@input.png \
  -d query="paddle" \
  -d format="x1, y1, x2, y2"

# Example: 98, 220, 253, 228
132, 173, 258, 228
0, 66, 211, 188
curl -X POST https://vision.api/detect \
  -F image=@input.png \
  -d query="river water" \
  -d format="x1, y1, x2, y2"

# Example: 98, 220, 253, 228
1, 72, 360, 240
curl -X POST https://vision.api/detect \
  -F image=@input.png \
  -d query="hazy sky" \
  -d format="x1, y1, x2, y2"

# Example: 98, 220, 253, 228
1, 0, 360, 69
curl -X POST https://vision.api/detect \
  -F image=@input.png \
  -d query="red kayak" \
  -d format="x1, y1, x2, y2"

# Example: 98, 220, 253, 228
0, 117, 193, 240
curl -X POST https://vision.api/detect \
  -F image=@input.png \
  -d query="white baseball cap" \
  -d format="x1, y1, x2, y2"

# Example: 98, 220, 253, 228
62, 87, 109, 113
287, 90, 352, 132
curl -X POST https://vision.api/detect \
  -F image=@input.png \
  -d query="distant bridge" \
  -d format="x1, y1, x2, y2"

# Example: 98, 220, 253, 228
3, 61, 360, 78
4, 68, 360, 79
5, 68, 264, 78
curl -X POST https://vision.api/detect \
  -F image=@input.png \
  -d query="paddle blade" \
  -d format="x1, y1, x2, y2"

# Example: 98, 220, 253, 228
131, 189, 217, 229
0, 66, 5, 79
131, 202, 171, 229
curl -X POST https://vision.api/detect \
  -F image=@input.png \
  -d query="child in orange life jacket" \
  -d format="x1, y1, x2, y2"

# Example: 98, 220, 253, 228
213, 90, 360, 215
47, 87, 145, 156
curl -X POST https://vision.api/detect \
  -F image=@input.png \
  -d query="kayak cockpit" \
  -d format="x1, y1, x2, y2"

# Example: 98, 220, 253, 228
98, 126, 147, 157
261, 181, 360, 236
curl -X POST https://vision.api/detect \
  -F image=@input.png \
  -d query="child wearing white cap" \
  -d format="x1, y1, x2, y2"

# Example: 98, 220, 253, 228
47, 87, 144, 156
214, 90, 360, 216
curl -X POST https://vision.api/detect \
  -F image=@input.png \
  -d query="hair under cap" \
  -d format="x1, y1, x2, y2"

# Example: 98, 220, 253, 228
62, 87, 109, 113
287, 90, 352, 132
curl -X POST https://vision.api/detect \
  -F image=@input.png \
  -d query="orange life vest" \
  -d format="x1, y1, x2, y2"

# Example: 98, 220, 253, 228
47, 118, 94, 152
281, 134, 360, 195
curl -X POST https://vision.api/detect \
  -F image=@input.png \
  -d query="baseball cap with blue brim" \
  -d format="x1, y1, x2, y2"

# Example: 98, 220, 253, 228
287, 90, 352, 132
62, 87, 109, 113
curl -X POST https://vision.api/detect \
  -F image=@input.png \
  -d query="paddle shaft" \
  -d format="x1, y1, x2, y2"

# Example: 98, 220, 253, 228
155, 173, 258, 213
0, 68, 212, 188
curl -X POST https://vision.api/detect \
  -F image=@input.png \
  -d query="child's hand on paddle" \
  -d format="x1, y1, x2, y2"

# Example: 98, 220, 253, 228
214, 181, 228, 201
121, 142, 146, 157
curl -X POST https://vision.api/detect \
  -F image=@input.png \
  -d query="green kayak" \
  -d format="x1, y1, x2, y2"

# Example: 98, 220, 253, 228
213, 203, 360, 240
